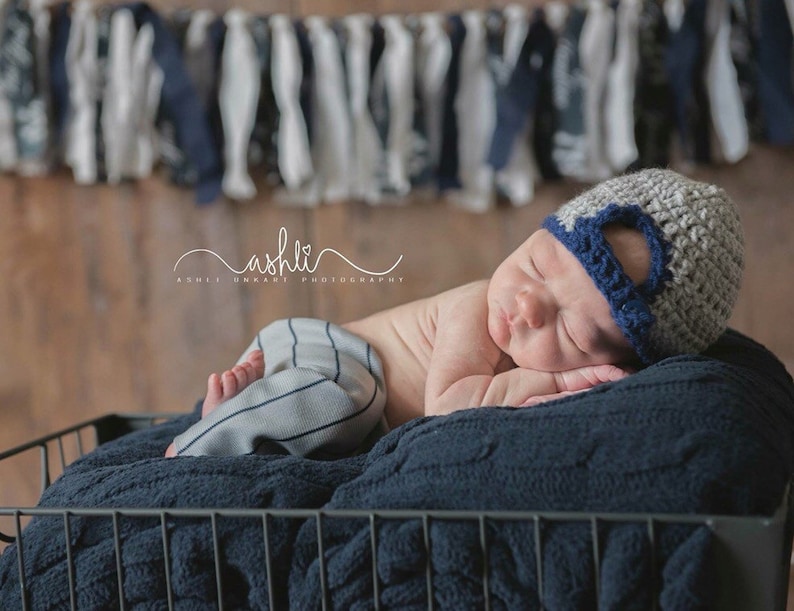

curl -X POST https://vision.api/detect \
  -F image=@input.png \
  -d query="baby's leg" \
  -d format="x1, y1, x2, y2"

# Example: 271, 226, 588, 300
201, 350, 266, 417
167, 318, 387, 458
164, 350, 264, 457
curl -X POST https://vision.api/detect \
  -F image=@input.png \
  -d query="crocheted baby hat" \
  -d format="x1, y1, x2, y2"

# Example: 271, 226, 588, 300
542, 168, 744, 365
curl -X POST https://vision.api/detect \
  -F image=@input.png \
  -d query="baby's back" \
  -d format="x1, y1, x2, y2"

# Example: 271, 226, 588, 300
342, 284, 469, 428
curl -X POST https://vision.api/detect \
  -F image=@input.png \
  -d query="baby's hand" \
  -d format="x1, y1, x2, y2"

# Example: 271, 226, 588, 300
520, 364, 630, 407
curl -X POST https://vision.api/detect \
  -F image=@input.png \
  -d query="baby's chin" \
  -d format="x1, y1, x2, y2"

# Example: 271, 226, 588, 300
504, 348, 553, 373
507, 344, 576, 373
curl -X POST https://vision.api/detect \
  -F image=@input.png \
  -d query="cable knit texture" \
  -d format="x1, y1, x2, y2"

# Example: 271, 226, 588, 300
0, 331, 791, 609
543, 168, 744, 364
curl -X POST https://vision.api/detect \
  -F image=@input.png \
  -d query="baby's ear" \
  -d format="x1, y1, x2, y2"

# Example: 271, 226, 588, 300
602, 224, 651, 286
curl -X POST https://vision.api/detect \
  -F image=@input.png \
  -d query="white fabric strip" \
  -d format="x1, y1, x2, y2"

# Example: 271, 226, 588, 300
184, 10, 215, 108
270, 14, 314, 196
0, 0, 12, 171
307, 15, 352, 202
343, 13, 383, 204
705, 0, 749, 163
503, 3, 530, 71
605, 0, 641, 172
416, 12, 451, 172
380, 14, 414, 198
544, 1, 570, 34
0, 0, 15, 171
103, 14, 160, 182
64, 0, 98, 184
0, 96, 14, 170
103, 8, 135, 184
579, 0, 615, 181
131, 23, 160, 178
450, 10, 495, 212
220, 9, 259, 200
664, 0, 685, 31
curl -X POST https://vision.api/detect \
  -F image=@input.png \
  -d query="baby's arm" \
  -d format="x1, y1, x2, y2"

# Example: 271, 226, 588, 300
423, 282, 627, 415
427, 358, 626, 415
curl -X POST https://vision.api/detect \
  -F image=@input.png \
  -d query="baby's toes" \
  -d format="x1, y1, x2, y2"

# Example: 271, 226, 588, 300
201, 373, 224, 418
221, 369, 239, 400
248, 350, 265, 378
233, 363, 255, 391
237, 361, 257, 387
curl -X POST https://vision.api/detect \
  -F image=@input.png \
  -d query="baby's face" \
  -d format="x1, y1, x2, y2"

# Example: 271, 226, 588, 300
487, 228, 639, 372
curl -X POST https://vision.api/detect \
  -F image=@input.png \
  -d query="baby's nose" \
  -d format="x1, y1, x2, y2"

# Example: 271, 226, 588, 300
516, 288, 553, 329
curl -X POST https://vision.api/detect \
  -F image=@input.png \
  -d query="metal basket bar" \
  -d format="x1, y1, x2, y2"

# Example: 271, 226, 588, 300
63, 512, 77, 610
210, 512, 224, 608
2, 504, 790, 610
39, 445, 50, 493
533, 515, 544, 609
0, 422, 94, 462
422, 514, 434, 611
262, 514, 276, 611
75, 431, 85, 459
0, 414, 167, 462
56, 436, 67, 473
159, 513, 175, 611
0, 505, 783, 526
1, 414, 179, 502
478, 514, 491, 611
590, 517, 601, 603
316, 513, 329, 611
647, 517, 658, 611
369, 514, 381, 610
112, 512, 126, 611
15, 511, 29, 611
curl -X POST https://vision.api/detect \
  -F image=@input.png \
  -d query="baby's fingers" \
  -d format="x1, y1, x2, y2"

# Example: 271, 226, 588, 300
552, 364, 630, 392
520, 389, 588, 407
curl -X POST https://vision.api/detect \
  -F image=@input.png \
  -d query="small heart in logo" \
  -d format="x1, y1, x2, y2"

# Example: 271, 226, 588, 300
302, 245, 312, 257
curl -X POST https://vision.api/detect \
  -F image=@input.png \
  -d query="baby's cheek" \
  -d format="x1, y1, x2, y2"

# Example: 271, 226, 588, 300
513, 337, 567, 372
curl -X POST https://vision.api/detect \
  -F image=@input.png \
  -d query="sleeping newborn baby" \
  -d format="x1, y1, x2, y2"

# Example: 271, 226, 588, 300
166, 169, 744, 458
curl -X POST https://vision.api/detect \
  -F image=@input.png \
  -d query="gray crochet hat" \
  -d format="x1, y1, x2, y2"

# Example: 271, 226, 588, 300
542, 169, 744, 365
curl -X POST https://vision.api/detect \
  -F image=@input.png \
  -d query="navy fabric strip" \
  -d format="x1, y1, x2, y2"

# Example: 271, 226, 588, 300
125, 2, 223, 204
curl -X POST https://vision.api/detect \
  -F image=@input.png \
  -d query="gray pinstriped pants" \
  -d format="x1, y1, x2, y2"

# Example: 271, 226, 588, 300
173, 318, 387, 458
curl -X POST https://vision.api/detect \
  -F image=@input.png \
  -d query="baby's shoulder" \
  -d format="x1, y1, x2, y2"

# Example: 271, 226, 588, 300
432, 280, 489, 313
437, 279, 488, 300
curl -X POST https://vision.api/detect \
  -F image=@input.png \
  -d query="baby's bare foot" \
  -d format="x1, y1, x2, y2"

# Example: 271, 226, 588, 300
165, 350, 265, 458
201, 350, 265, 418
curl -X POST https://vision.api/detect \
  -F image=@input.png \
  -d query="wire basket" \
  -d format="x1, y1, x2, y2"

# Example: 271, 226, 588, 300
1, 414, 792, 610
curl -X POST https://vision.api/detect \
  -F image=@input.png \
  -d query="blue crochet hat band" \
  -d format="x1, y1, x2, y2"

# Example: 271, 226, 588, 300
542, 203, 673, 365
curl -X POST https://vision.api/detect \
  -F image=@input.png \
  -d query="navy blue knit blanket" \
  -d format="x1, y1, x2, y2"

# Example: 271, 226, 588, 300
1, 330, 792, 610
